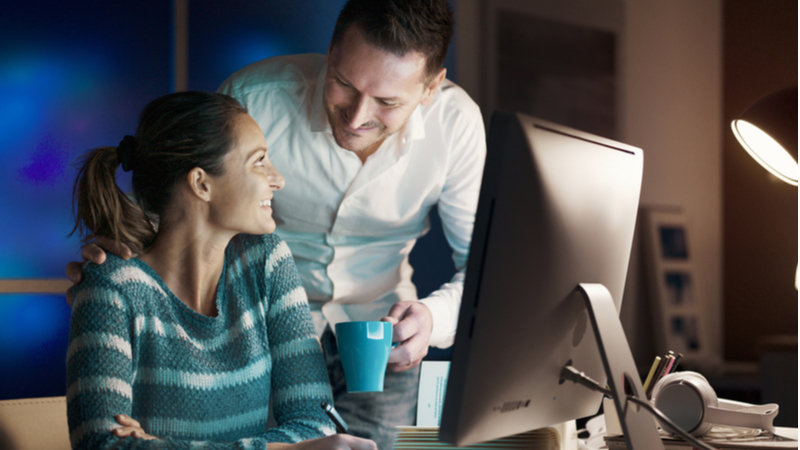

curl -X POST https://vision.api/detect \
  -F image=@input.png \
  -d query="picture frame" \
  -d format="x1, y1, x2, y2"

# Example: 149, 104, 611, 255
641, 207, 709, 364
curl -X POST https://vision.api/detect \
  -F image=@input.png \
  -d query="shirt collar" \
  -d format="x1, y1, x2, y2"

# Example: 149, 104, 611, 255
404, 104, 427, 143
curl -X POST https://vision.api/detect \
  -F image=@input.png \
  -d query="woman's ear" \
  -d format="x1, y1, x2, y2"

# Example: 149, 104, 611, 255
187, 167, 212, 202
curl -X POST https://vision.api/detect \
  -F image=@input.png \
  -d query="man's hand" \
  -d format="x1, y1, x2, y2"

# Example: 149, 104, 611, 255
381, 301, 433, 372
269, 435, 377, 450
111, 414, 157, 440
65, 237, 135, 306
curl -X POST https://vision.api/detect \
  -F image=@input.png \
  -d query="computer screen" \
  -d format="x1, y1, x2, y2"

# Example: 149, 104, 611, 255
439, 111, 645, 446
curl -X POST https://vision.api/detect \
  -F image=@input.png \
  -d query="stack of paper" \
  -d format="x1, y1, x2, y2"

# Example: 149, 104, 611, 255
393, 426, 563, 450
603, 426, 798, 450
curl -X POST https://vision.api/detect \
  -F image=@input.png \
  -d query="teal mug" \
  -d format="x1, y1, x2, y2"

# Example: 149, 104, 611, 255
335, 321, 394, 392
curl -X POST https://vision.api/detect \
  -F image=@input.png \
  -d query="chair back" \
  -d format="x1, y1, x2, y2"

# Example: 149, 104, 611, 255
0, 396, 70, 450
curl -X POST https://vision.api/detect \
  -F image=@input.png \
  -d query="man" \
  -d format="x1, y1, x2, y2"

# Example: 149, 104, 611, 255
67, 1, 485, 448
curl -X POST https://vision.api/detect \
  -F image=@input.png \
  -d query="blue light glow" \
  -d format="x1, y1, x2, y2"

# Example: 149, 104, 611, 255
0, 294, 69, 356
0, 0, 171, 401
227, 33, 290, 73
0, 97, 38, 146
17, 137, 70, 186
0, 45, 128, 279
0, 53, 70, 144
0, 294, 71, 399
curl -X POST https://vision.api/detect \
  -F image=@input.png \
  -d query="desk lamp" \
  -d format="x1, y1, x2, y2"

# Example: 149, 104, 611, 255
731, 86, 798, 186
731, 86, 798, 287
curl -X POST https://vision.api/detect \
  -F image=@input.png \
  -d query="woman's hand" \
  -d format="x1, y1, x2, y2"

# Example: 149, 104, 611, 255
269, 434, 377, 450
111, 414, 157, 440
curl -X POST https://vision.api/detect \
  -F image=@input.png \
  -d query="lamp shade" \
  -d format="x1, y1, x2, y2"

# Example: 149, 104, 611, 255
731, 86, 798, 186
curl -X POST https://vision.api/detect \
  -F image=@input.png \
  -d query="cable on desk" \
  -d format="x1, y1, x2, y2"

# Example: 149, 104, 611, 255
560, 365, 718, 450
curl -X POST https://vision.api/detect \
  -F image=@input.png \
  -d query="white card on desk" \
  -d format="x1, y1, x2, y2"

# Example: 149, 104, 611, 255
416, 361, 450, 427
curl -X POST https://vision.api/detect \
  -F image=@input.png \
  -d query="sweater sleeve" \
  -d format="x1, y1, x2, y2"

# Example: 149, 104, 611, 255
261, 238, 337, 442
66, 264, 142, 449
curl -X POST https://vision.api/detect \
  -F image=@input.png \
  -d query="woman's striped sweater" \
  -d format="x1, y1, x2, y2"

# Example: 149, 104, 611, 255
67, 233, 335, 449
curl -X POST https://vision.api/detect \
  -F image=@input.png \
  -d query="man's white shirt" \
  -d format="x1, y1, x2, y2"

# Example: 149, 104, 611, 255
219, 54, 485, 348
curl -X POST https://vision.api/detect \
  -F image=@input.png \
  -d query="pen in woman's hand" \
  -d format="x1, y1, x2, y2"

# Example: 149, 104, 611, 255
321, 402, 349, 434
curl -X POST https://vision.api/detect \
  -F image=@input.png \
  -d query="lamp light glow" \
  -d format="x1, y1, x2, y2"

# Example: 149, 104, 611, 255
731, 87, 799, 291
730, 86, 798, 186
732, 119, 798, 185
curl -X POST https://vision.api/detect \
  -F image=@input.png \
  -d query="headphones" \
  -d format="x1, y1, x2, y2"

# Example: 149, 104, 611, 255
650, 371, 779, 437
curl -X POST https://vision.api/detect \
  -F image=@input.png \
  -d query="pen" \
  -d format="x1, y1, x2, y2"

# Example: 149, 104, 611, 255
645, 356, 668, 398
663, 355, 676, 375
669, 353, 684, 374
641, 356, 661, 395
650, 353, 675, 396
321, 402, 349, 434
657, 354, 674, 380
647, 351, 675, 399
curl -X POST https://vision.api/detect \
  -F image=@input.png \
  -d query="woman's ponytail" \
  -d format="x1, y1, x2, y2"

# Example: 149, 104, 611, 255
71, 140, 155, 252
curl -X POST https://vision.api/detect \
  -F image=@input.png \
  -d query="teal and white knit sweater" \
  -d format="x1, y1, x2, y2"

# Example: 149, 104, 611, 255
67, 234, 335, 449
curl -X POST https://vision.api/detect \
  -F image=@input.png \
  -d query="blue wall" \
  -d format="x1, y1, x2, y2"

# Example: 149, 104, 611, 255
1, 0, 459, 400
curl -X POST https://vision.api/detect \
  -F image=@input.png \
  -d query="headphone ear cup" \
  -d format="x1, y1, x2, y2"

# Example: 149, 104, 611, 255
653, 371, 780, 436
652, 371, 718, 437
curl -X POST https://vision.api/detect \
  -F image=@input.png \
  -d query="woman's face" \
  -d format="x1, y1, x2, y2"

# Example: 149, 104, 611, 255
208, 113, 285, 235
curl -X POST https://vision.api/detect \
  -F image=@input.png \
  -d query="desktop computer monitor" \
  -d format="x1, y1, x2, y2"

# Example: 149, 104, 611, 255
439, 111, 649, 446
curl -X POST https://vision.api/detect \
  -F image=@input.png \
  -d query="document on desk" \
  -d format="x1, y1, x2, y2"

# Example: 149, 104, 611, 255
416, 361, 450, 427
604, 427, 798, 449
394, 426, 563, 450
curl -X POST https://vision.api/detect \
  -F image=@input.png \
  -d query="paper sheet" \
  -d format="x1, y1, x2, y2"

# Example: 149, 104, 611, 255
416, 361, 451, 427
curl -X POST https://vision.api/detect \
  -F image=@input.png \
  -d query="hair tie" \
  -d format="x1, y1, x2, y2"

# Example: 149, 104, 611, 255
117, 135, 138, 172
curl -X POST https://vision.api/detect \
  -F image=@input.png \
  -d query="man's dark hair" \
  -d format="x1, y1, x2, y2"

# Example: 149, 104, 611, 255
331, 0, 454, 80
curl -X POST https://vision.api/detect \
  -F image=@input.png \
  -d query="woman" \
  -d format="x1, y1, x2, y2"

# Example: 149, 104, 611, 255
68, 91, 374, 450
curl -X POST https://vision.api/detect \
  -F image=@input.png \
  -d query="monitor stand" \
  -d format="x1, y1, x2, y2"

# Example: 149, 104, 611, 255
578, 283, 665, 450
